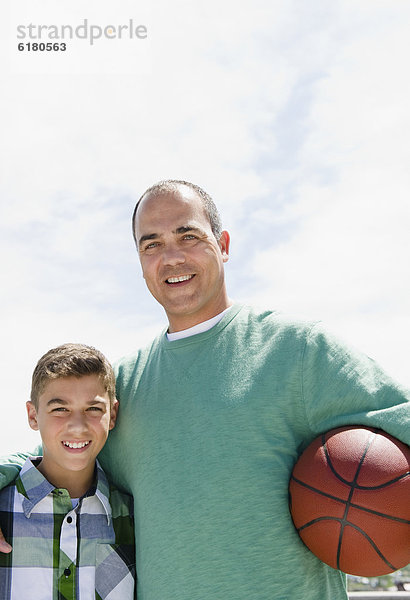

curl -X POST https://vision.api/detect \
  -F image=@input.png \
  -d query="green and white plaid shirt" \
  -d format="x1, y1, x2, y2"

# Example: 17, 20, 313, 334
0, 458, 135, 599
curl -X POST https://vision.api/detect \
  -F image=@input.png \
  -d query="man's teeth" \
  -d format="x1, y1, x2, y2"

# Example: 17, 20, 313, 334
63, 441, 90, 449
167, 275, 193, 283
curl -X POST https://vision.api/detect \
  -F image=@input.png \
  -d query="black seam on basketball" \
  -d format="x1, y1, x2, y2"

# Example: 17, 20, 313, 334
322, 431, 375, 486
354, 472, 410, 490
291, 475, 348, 506
348, 502, 410, 524
290, 476, 410, 524
321, 433, 409, 487
297, 515, 342, 532
297, 517, 398, 572
323, 431, 376, 569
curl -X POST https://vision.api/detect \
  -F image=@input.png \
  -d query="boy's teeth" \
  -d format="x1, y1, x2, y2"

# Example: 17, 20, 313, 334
63, 441, 90, 449
167, 275, 193, 283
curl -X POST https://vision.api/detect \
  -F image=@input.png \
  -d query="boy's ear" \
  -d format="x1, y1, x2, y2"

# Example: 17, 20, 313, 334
26, 401, 39, 431
109, 399, 119, 431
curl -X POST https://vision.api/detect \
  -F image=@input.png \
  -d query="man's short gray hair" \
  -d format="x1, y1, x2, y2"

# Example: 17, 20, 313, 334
132, 179, 223, 242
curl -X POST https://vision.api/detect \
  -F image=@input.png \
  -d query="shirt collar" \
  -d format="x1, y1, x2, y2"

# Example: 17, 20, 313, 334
18, 457, 112, 523
94, 461, 113, 525
166, 306, 233, 341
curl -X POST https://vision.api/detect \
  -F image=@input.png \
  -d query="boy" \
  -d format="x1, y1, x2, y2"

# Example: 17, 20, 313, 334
0, 343, 135, 599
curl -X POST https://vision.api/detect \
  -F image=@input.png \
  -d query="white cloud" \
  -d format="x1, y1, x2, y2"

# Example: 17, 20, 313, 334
238, 1, 410, 385
1, 0, 409, 455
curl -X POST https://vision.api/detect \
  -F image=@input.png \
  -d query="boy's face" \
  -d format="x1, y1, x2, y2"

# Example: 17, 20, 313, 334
26, 374, 118, 491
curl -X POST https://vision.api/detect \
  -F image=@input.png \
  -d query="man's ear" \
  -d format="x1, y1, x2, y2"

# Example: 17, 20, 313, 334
218, 230, 230, 263
109, 399, 119, 431
26, 401, 39, 431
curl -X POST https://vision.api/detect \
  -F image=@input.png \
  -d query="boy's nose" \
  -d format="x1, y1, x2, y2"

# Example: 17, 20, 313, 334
67, 413, 88, 432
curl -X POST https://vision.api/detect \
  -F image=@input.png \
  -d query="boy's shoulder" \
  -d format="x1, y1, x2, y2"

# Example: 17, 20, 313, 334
0, 457, 45, 506
0, 479, 16, 510
108, 485, 134, 513
95, 464, 135, 551
95, 461, 134, 518
0, 459, 134, 524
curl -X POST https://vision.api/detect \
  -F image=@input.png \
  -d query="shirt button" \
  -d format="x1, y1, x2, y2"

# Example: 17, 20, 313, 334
64, 568, 71, 577
67, 516, 73, 523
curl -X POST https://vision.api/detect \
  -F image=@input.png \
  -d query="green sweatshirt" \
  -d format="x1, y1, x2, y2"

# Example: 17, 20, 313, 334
1, 305, 409, 599
99, 304, 409, 600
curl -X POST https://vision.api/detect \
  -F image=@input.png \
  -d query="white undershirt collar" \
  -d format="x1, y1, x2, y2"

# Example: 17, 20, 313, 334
166, 307, 232, 341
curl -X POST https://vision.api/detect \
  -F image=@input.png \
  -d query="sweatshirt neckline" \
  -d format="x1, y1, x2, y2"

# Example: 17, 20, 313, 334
159, 303, 243, 349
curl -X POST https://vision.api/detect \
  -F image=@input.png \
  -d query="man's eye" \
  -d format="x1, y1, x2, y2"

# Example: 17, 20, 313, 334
183, 234, 196, 240
52, 407, 68, 413
144, 242, 159, 250
87, 406, 103, 412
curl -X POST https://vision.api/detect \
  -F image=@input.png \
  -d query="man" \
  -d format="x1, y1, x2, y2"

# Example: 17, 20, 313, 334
1, 179, 409, 600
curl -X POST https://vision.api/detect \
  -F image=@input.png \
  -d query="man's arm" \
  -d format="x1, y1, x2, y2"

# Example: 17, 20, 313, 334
0, 452, 32, 487
301, 323, 410, 445
0, 449, 40, 553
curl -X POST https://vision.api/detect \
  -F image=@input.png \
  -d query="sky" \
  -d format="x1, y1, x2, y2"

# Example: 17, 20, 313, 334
0, 0, 409, 454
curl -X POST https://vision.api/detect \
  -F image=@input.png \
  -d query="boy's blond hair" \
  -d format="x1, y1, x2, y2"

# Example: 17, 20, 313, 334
31, 343, 116, 408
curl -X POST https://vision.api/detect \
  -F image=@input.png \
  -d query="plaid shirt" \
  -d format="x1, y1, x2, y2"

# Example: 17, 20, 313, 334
0, 458, 135, 600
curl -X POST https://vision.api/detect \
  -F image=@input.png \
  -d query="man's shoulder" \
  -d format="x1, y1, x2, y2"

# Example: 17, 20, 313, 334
235, 303, 319, 337
113, 330, 164, 377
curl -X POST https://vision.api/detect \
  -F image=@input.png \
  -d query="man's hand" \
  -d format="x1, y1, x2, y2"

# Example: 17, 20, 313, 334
0, 528, 12, 553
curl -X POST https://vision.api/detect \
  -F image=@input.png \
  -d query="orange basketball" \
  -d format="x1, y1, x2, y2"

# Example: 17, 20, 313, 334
289, 426, 410, 576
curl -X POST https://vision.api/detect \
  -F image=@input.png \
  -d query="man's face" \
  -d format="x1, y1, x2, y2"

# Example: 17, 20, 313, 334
134, 186, 230, 332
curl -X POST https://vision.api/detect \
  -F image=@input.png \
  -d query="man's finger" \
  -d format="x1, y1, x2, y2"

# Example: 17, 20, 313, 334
0, 530, 12, 553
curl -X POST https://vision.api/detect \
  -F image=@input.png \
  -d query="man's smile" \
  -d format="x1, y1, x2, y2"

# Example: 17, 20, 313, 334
165, 274, 195, 284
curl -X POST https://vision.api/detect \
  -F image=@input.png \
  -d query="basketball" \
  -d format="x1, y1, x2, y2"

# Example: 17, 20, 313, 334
289, 426, 410, 576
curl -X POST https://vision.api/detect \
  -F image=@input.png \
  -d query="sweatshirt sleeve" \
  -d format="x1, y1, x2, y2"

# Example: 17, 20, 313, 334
0, 453, 29, 488
0, 448, 41, 489
301, 322, 410, 445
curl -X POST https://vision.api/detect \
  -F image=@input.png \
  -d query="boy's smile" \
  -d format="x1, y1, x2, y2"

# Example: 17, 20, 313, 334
26, 374, 118, 497
62, 440, 91, 450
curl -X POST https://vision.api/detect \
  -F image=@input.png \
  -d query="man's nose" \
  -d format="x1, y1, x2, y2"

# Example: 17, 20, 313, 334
161, 244, 186, 266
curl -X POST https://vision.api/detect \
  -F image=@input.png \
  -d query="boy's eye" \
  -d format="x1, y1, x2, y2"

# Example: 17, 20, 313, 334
87, 406, 103, 412
51, 407, 68, 413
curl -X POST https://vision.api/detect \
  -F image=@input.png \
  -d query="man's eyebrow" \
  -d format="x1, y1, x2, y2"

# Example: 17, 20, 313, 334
138, 225, 204, 247
175, 225, 203, 235
138, 233, 159, 246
